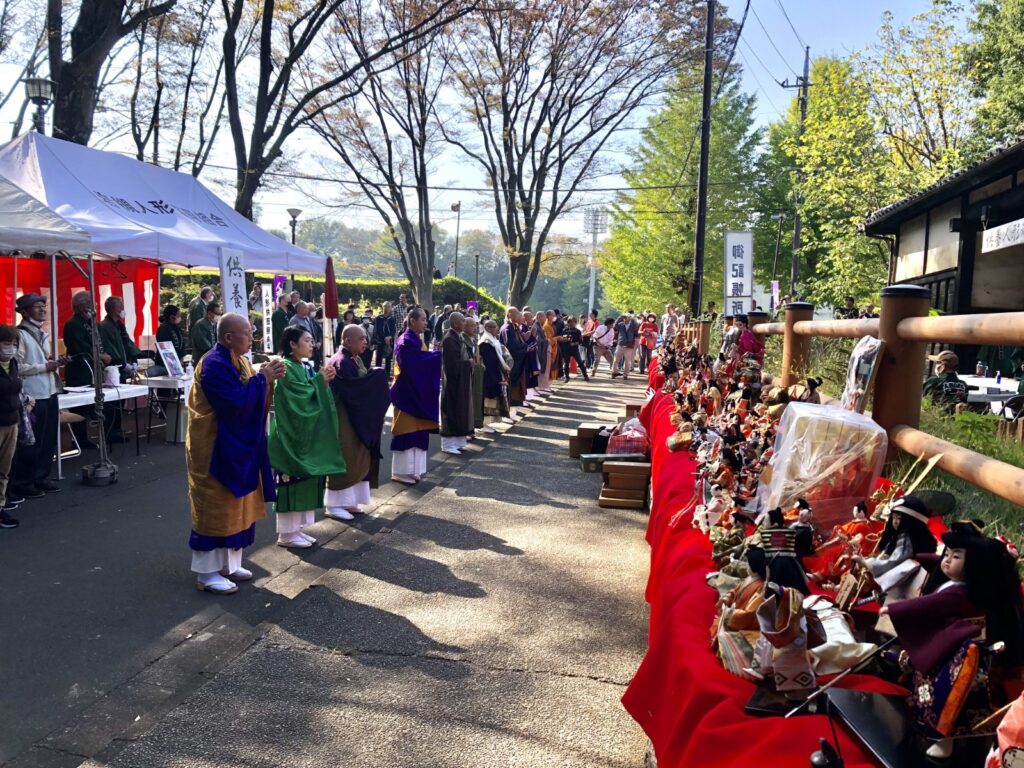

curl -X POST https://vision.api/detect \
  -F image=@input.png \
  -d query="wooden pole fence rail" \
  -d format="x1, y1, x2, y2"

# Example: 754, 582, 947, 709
743, 284, 1024, 509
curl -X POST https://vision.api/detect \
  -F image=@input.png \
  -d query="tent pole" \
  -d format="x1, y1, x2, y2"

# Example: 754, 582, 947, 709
51, 251, 62, 481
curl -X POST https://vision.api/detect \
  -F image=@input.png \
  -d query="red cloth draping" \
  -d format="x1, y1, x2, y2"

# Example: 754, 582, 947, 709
648, 355, 665, 392
623, 391, 895, 768
0, 256, 158, 345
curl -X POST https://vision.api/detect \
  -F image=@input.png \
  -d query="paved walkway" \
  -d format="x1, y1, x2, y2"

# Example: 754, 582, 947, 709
4, 375, 651, 767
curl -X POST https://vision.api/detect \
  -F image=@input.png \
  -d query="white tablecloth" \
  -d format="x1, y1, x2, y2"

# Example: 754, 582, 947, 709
960, 375, 1019, 414
58, 384, 149, 410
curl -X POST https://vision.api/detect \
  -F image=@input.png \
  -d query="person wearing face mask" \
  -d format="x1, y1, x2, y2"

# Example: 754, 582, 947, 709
63, 291, 114, 448
148, 305, 187, 377
0, 326, 25, 529
98, 296, 147, 381
11, 294, 66, 500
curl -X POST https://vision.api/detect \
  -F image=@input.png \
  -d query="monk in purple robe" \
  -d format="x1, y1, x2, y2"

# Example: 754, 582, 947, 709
389, 307, 441, 484
186, 313, 285, 594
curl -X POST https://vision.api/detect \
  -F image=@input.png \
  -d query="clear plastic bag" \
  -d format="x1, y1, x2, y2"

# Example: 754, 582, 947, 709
758, 402, 887, 530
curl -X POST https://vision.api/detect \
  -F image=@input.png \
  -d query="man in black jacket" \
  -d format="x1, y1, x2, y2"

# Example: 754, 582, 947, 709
558, 316, 590, 382
373, 302, 397, 378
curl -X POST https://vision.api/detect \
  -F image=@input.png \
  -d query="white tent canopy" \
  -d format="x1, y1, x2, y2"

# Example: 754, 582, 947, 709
0, 174, 92, 256
0, 133, 323, 273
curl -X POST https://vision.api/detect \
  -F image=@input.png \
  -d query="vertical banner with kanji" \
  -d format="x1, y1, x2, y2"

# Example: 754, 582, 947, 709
218, 247, 247, 315
261, 284, 273, 353
724, 231, 753, 317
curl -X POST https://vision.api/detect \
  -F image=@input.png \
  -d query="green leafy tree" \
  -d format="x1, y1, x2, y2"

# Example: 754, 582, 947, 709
602, 76, 761, 313
967, 0, 1024, 148
785, 57, 895, 306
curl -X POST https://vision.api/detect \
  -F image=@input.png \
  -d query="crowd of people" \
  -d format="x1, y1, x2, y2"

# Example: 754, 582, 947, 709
185, 297, 626, 593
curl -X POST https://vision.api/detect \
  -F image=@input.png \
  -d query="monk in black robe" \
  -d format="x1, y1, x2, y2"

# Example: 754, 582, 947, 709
440, 312, 474, 455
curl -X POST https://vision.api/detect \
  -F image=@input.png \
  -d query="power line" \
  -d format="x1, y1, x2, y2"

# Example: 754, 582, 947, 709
739, 37, 784, 87
737, 48, 786, 118
773, 0, 807, 48
748, 3, 799, 77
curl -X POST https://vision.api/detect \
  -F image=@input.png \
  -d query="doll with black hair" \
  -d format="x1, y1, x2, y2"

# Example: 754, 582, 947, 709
760, 507, 811, 595
854, 495, 936, 598
884, 531, 1024, 759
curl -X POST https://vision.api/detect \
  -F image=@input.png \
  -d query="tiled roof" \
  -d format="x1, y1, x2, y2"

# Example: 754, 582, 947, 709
863, 136, 1024, 231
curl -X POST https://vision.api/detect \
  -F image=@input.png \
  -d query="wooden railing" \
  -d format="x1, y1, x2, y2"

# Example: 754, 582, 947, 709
749, 286, 1024, 508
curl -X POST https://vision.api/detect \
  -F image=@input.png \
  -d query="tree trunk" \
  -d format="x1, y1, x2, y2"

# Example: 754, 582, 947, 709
507, 253, 532, 308
411, 274, 433, 313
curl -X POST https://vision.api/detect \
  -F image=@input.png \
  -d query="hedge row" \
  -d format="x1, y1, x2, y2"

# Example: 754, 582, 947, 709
161, 272, 506, 318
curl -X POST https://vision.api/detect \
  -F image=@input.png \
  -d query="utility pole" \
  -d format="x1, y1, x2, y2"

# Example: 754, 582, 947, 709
691, 0, 715, 318
583, 207, 607, 317
782, 46, 811, 296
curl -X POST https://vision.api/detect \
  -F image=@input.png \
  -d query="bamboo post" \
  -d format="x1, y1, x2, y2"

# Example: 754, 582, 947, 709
873, 285, 932, 446
697, 320, 711, 356
781, 302, 814, 387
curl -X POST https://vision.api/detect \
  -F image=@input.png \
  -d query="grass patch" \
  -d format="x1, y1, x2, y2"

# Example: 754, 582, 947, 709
890, 402, 1024, 536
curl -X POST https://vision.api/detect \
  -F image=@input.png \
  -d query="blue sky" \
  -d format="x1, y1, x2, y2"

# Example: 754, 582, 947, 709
736, 0, 937, 128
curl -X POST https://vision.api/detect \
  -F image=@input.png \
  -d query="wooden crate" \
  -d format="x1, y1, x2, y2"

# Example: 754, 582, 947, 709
601, 460, 652, 476
576, 422, 606, 440
603, 472, 648, 491
580, 453, 647, 473
599, 485, 646, 501
568, 436, 589, 459
598, 494, 646, 510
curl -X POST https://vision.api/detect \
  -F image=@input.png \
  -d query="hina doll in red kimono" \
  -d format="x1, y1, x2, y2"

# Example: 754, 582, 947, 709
884, 530, 1024, 760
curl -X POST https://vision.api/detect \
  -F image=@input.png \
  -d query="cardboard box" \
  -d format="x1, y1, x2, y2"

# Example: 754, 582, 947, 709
598, 494, 646, 510
602, 461, 652, 476
580, 453, 647, 473
604, 472, 648, 491
568, 435, 589, 459
624, 402, 645, 418
599, 485, 646, 501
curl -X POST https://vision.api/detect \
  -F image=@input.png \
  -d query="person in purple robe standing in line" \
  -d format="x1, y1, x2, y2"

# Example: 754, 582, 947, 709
186, 314, 285, 594
389, 307, 442, 484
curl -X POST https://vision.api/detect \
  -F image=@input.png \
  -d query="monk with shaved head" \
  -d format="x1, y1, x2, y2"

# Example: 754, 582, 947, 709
185, 312, 285, 594
322, 324, 391, 518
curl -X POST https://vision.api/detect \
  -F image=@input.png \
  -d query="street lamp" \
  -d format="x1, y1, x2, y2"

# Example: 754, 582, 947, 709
22, 76, 55, 134
451, 201, 462, 278
287, 207, 302, 292
287, 208, 302, 245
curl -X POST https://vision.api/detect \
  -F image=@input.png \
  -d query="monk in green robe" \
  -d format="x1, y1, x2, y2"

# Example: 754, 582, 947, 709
268, 325, 347, 548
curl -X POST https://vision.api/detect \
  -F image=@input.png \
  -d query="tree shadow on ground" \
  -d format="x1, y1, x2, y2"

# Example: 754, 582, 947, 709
395, 512, 524, 555
273, 589, 470, 680
447, 475, 575, 509
345, 544, 487, 598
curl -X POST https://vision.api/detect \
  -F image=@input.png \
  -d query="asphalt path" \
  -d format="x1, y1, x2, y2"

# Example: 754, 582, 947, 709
0, 375, 651, 767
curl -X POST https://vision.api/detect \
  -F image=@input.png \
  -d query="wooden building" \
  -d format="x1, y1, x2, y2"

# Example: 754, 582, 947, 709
864, 138, 1024, 318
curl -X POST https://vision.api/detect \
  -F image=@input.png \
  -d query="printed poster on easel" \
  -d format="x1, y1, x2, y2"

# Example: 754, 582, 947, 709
840, 335, 885, 413
156, 341, 186, 378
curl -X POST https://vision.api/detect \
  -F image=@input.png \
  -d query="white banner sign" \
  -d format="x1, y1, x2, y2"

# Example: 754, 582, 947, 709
261, 284, 273, 353
724, 230, 754, 317
218, 247, 247, 315
982, 217, 1024, 253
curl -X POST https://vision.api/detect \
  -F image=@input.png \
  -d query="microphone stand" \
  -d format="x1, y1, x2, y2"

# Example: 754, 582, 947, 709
80, 253, 117, 486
